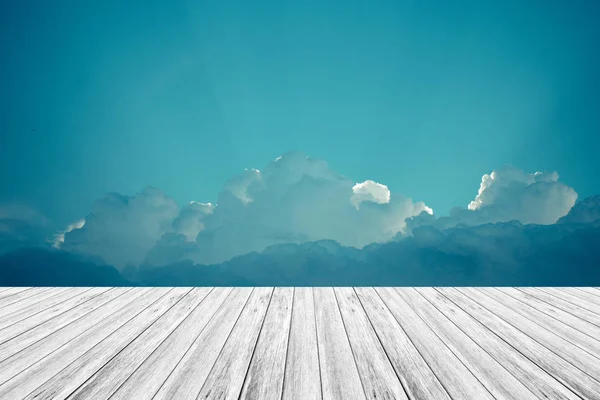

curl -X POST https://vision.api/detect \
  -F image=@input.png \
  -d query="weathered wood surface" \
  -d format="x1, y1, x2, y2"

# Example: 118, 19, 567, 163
0, 287, 598, 400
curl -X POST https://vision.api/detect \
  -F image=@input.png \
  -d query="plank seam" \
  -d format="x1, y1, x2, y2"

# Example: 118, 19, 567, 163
312, 288, 324, 400
536, 288, 600, 317
373, 288, 458, 400
106, 287, 220, 400
493, 288, 600, 352
433, 288, 585, 400
236, 287, 275, 400
393, 288, 499, 400
352, 288, 423, 400
61, 288, 196, 399
279, 287, 295, 400
332, 288, 368, 399
453, 287, 597, 397
13, 288, 174, 397
151, 287, 254, 400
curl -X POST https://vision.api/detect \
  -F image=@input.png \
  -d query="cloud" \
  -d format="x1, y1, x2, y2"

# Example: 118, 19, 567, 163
57, 154, 582, 269
60, 187, 179, 267
61, 152, 431, 267
407, 165, 577, 233
558, 195, 600, 224
7, 193, 600, 286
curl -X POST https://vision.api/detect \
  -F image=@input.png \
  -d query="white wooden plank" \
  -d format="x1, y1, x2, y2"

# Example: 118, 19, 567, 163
0, 287, 73, 320
196, 287, 273, 400
314, 287, 366, 400
498, 287, 600, 341
573, 287, 600, 299
0, 288, 177, 400
282, 287, 322, 400
376, 287, 495, 400
334, 287, 408, 400
483, 288, 600, 358
395, 287, 536, 399
537, 287, 600, 315
0, 287, 33, 302
417, 288, 579, 400
0, 288, 92, 330
0, 287, 122, 349
518, 287, 600, 327
460, 287, 600, 379
30, 288, 206, 400
558, 287, 600, 308
109, 288, 234, 400
0, 287, 53, 309
152, 287, 253, 399
240, 287, 294, 400
0, 288, 149, 385
438, 287, 600, 399
355, 287, 450, 400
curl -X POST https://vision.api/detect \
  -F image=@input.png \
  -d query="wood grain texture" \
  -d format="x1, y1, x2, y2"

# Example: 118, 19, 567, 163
483, 288, 600, 358
574, 287, 600, 299
439, 287, 600, 400
355, 287, 450, 400
460, 287, 600, 379
240, 287, 294, 400
110, 288, 233, 400
498, 287, 600, 341
314, 287, 366, 400
0, 288, 138, 380
0, 287, 74, 321
395, 287, 537, 400
377, 287, 495, 400
518, 287, 600, 327
0, 288, 168, 399
0, 287, 52, 309
282, 287, 321, 400
0, 287, 599, 400
418, 288, 579, 400
153, 287, 253, 400
0, 287, 33, 303
30, 288, 208, 400
556, 287, 600, 308
537, 287, 600, 315
196, 287, 273, 400
335, 287, 408, 400
0, 287, 110, 340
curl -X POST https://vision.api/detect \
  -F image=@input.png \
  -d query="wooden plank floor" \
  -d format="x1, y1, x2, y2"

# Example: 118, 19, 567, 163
0, 287, 599, 400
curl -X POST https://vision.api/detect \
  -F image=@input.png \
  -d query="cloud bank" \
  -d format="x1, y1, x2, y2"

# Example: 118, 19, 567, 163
1, 152, 581, 274
60, 152, 433, 267
1, 152, 598, 286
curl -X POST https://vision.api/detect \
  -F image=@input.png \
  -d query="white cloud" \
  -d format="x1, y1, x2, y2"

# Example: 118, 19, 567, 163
57, 155, 579, 268
351, 180, 391, 209
61, 187, 179, 267
465, 165, 576, 225
407, 165, 577, 234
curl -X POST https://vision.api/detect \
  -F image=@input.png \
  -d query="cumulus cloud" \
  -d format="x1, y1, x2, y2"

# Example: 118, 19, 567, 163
57, 155, 582, 269
407, 165, 577, 234
60, 152, 431, 267
60, 187, 179, 267
466, 166, 576, 224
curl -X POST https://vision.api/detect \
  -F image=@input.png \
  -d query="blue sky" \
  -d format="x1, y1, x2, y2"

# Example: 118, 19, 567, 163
1, 0, 599, 229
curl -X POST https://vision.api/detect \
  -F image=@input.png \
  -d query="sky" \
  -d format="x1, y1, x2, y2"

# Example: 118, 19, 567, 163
1, 0, 600, 232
